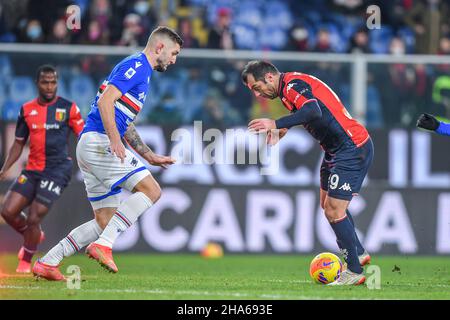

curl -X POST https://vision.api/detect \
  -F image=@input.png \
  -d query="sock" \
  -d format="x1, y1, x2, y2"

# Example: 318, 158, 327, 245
95, 192, 153, 248
330, 215, 363, 274
336, 210, 365, 256
41, 219, 102, 266
21, 246, 37, 263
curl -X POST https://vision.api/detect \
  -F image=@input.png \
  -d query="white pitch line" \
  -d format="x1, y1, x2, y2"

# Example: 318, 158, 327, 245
0, 285, 337, 300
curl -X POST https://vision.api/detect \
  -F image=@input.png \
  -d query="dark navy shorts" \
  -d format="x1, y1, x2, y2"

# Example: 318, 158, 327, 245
320, 138, 374, 201
10, 170, 70, 208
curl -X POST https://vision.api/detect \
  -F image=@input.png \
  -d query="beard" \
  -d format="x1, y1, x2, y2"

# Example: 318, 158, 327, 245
155, 57, 168, 72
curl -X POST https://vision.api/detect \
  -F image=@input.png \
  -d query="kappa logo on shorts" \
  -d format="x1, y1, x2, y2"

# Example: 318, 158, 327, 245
339, 183, 352, 192
130, 157, 138, 167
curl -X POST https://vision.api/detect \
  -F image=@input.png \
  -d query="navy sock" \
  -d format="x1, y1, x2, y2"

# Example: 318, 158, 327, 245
330, 216, 363, 274
346, 210, 365, 255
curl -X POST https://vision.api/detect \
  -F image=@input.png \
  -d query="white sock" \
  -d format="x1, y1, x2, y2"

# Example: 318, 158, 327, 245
41, 219, 102, 266
95, 192, 153, 248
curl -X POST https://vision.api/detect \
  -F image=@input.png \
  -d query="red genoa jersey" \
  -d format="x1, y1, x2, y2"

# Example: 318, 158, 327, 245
15, 96, 84, 173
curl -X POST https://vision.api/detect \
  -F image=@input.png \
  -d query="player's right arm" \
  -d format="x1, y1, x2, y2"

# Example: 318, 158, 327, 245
97, 84, 126, 162
0, 107, 28, 180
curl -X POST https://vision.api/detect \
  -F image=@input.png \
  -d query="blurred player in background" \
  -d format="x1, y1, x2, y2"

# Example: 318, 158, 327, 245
416, 113, 450, 136
33, 26, 182, 280
243, 60, 372, 286
0, 65, 84, 273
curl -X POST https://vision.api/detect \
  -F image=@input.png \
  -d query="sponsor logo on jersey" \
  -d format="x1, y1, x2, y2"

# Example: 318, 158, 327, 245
29, 110, 38, 116
125, 67, 136, 79
55, 108, 66, 122
31, 123, 61, 130
135, 61, 142, 68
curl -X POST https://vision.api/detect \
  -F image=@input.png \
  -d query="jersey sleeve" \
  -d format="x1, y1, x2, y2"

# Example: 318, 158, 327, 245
284, 79, 317, 110
68, 102, 85, 137
15, 106, 29, 141
108, 59, 146, 95
437, 121, 450, 136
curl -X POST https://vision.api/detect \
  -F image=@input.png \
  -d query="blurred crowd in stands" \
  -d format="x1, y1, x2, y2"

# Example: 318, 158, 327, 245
1, 0, 450, 55
1, 0, 450, 129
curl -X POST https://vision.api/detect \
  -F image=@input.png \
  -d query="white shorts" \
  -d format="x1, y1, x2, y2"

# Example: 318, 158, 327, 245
77, 131, 150, 210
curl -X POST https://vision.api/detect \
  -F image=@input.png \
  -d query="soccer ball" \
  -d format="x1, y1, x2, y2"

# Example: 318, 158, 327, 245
200, 242, 224, 259
309, 252, 343, 284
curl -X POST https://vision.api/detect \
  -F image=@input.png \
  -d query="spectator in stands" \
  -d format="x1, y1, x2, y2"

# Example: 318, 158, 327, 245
148, 92, 183, 125
132, 0, 158, 46
314, 29, 332, 53
192, 89, 240, 128
285, 24, 310, 52
207, 7, 234, 50
178, 18, 200, 48
24, 19, 44, 43
48, 18, 72, 44
80, 20, 109, 45
404, 0, 450, 54
117, 13, 144, 47
348, 28, 370, 54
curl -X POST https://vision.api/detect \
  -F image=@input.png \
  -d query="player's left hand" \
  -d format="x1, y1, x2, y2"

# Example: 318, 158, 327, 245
146, 153, 176, 169
248, 118, 276, 133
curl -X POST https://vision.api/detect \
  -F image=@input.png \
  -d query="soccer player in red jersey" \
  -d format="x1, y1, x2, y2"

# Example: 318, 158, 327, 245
0, 65, 84, 273
243, 61, 373, 285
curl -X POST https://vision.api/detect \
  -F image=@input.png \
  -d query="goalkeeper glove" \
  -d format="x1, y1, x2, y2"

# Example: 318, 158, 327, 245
416, 113, 440, 131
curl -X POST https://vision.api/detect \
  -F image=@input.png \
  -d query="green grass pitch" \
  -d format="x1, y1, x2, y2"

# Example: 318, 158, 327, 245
0, 254, 449, 300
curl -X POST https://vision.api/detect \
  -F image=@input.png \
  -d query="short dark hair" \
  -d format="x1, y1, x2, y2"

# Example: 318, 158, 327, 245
241, 60, 280, 84
36, 64, 57, 81
150, 26, 184, 47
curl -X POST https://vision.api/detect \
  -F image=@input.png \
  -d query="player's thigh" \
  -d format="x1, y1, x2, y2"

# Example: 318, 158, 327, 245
2, 172, 36, 217
132, 174, 161, 203
319, 188, 328, 210
326, 141, 373, 202
94, 207, 117, 229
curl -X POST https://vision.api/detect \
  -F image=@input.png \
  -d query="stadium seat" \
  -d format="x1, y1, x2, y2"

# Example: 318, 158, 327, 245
259, 26, 288, 51
366, 85, 383, 128
1, 100, 22, 121
233, 24, 258, 50
9, 76, 36, 104
369, 26, 394, 54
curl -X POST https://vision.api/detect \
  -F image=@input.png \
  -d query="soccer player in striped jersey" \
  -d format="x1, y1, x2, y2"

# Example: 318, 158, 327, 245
242, 61, 373, 286
33, 26, 183, 280
0, 65, 84, 273
417, 113, 450, 136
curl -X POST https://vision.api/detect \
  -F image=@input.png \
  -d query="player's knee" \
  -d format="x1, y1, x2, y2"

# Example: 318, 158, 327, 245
323, 201, 343, 223
137, 180, 161, 203
1, 205, 15, 220
27, 214, 41, 226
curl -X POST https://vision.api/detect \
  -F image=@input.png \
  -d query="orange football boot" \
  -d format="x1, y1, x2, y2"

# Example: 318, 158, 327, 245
32, 260, 65, 281
16, 259, 31, 273
86, 243, 118, 273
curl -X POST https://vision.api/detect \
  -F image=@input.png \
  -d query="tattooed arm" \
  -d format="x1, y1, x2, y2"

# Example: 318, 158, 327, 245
124, 123, 176, 168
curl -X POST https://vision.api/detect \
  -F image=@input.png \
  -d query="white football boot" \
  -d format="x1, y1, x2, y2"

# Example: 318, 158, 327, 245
328, 269, 366, 286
